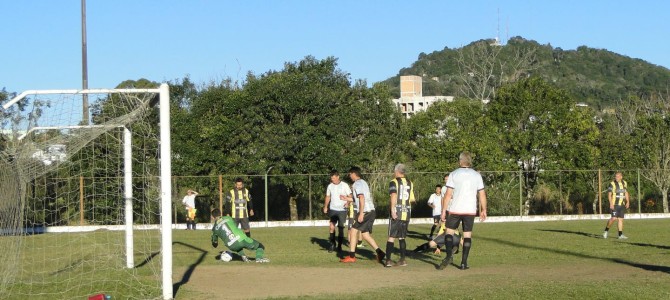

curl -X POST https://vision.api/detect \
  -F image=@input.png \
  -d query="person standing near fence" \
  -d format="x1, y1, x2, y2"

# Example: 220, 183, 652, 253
226, 177, 254, 237
323, 170, 352, 253
439, 151, 487, 270
340, 166, 386, 264
182, 189, 198, 230
427, 184, 443, 239
603, 172, 630, 239
385, 163, 416, 267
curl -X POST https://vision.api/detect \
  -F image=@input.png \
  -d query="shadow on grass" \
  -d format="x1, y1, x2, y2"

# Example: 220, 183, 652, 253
406, 229, 431, 241
612, 259, 670, 274
480, 236, 670, 275
537, 229, 602, 238
172, 241, 208, 299
538, 229, 670, 250
135, 251, 160, 269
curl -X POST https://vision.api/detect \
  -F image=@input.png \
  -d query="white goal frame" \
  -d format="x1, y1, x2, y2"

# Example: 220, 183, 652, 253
3, 84, 173, 300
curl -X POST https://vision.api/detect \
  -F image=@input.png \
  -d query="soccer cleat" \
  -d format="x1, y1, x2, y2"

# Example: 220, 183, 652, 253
618, 234, 628, 240
256, 258, 270, 263
241, 256, 250, 263
459, 264, 469, 270
340, 256, 357, 263
603, 231, 608, 239
397, 259, 408, 267
328, 243, 335, 253
357, 242, 365, 248
438, 256, 453, 270
385, 259, 394, 268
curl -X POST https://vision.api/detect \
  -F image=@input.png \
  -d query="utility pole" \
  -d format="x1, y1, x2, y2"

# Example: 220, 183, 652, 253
81, 0, 89, 125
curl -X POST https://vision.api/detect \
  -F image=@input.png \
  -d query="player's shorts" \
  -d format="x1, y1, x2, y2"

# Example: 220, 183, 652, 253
234, 217, 250, 231
432, 215, 441, 224
610, 205, 626, 218
328, 210, 347, 228
352, 210, 376, 233
347, 217, 355, 229
388, 218, 409, 238
186, 208, 197, 220
446, 214, 475, 232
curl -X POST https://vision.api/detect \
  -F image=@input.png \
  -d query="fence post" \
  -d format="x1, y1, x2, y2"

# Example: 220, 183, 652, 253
79, 176, 84, 225
559, 171, 563, 215
308, 174, 312, 220
218, 175, 223, 214
598, 169, 602, 215
637, 168, 641, 214
264, 166, 273, 227
519, 170, 523, 216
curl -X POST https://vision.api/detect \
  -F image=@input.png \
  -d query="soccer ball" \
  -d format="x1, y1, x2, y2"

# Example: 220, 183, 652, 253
220, 251, 233, 262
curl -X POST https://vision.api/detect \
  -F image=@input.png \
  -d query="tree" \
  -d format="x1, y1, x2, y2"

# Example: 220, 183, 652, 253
488, 77, 599, 215
456, 39, 538, 101
634, 115, 670, 213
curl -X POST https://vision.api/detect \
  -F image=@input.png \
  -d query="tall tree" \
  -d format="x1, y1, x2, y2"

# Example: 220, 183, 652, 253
488, 77, 599, 214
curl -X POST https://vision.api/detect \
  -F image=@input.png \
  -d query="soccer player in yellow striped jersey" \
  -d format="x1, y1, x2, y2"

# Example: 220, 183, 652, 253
226, 178, 254, 237
603, 172, 630, 239
385, 163, 416, 267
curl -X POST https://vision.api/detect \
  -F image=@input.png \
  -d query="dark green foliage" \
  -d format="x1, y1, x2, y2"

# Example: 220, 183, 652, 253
385, 37, 670, 108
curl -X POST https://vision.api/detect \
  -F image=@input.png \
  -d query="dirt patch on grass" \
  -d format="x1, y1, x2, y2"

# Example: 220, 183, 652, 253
174, 258, 656, 299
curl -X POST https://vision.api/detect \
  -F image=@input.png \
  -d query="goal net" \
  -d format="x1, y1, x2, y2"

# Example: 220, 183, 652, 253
0, 85, 172, 299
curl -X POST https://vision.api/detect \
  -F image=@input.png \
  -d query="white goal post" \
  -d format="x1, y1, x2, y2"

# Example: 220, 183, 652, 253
1, 84, 173, 300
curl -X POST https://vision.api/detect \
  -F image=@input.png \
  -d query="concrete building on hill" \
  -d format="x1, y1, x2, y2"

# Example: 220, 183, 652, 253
392, 75, 454, 118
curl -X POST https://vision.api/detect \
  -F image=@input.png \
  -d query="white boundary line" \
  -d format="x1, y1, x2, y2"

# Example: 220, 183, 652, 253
9, 213, 669, 234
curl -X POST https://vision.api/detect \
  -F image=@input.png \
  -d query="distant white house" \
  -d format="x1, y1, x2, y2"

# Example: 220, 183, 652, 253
392, 75, 454, 118
32, 144, 67, 166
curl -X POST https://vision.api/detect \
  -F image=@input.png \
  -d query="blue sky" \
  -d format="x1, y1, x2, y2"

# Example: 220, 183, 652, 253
2, 1, 669, 93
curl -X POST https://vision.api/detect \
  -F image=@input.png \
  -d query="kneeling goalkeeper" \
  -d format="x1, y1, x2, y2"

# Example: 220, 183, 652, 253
211, 208, 269, 263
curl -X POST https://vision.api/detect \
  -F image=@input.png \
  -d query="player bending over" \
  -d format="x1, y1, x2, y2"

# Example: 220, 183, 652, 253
211, 208, 269, 263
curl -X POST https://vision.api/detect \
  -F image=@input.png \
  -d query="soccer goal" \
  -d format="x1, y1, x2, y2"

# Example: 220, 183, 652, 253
0, 84, 173, 299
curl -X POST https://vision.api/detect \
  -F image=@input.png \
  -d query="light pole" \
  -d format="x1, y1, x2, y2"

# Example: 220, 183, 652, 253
264, 166, 274, 227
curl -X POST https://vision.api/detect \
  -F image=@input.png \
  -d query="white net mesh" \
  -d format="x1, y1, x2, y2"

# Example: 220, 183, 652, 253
0, 89, 163, 299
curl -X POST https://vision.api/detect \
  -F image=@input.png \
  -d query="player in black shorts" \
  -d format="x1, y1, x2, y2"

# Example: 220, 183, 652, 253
385, 164, 415, 267
602, 172, 630, 239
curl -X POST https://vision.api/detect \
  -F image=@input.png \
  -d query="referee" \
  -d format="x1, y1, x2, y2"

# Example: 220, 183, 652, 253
439, 152, 487, 270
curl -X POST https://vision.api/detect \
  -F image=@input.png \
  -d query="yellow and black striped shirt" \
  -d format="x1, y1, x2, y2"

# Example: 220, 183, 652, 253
608, 180, 628, 206
227, 188, 252, 218
389, 177, 415, 221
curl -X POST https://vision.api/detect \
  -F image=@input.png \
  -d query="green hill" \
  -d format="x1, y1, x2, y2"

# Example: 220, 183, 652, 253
383, 36, 670, 108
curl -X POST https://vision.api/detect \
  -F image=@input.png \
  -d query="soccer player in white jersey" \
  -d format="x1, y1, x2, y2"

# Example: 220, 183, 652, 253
340, 166, 386, 264
427, 184, 443, 239
323, 170, 352, 253
439, 152, 487, 270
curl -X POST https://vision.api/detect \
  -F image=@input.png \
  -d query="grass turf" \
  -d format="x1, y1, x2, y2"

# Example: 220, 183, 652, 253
4, 218, 669, 299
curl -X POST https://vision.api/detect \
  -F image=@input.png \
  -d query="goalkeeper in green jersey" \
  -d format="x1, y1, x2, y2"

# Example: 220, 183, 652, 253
211, 209, 270, 263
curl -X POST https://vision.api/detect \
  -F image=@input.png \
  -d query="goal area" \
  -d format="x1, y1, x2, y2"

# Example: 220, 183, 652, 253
0, 85, 173, 299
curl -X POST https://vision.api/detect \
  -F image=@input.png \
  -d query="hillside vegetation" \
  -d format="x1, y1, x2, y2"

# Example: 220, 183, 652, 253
384, 37, 670, 108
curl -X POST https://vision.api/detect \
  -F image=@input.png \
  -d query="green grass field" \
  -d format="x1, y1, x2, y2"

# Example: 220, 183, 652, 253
5, 218, 670, 299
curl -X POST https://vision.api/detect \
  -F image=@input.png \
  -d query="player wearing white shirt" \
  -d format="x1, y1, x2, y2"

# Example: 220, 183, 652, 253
340, 166, 386, 264
439, 152, 487, 271
182, 189, 198, 230
323, 170, 352, 253
427, 184, 443, 239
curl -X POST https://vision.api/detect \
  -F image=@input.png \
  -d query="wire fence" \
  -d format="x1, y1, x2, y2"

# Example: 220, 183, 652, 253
172, 169, 669, 224
22, 169, 668, 226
